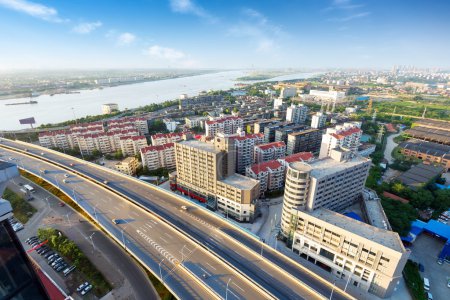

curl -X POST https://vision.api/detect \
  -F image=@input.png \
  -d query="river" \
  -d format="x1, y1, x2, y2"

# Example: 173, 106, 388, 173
0, 70, 317, 130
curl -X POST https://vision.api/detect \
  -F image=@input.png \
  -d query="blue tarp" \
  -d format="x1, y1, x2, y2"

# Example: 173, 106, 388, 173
344, 212, 363, 222
356, 96, 370, 101
435, 183, 450, 190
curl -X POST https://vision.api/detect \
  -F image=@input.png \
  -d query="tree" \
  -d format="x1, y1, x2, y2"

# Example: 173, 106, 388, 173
391, 182, 406, 195
410, 189, 434, 210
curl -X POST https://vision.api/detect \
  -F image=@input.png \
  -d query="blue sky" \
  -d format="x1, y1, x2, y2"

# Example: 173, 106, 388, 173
0, 0, 449, 70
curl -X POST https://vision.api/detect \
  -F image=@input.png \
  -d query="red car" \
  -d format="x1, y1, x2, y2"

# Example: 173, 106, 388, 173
58, 202, 65, 207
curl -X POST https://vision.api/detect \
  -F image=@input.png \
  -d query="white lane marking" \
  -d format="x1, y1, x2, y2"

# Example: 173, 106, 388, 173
119, 203, 126, 208
145, 223, 153, 229
131, 211, 139, 217
205, 262, 216, 271
232, 282, 245, 293
199, 267, 211, 277
98, 198, 107, 203
159, 236, 169, 243
113, 206, 120, 212
228, 289, 241, 300
164, 233, 173, 239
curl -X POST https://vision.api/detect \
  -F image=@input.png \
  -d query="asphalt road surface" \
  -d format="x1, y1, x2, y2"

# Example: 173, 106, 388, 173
1, 138, 355, 300
0, 146, 272, 300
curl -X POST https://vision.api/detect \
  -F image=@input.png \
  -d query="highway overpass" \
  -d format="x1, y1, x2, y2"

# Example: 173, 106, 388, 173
0, 138, 355, 300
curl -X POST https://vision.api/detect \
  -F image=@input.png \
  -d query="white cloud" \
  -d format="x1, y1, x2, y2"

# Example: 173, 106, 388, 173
0, 0, 65, 22
72, 21, 102, 34
228, 9, 286, 54
328, 11, 371, 22
146, 45, 186, 60
145, 45, 199, 67
169, 0, 216, 22
117, 32, 136, 45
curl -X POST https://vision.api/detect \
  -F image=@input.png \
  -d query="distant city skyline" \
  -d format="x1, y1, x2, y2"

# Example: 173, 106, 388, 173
0, 0, 449, 70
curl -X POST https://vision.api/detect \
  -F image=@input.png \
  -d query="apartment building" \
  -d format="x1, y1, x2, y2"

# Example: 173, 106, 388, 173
274, 124, 309, 145
185, 116, 208, 129
38, 130, 72, 150
115, 157, 140, 176
174, 139, 259, 222
291, 208, 409, 298
311, 112, 327, 129
399, 139, 450, 171
286, 129, 322, 155
254, 119, 281, 135
254, 141, 286, 163
151, 132, 187, 146
140, 143, 176, 171
234, 133, 265, 174
119, 135, 148, 156
77, 129, 140, 155
281, 149, 370, 238
263, 122, 292, 143
246, 160, 284, 196
205, 116, 243, 138
319, 122, 362, 159
286, 104, 309, 124
246, 152, 314, 196
108, 117, 149, 135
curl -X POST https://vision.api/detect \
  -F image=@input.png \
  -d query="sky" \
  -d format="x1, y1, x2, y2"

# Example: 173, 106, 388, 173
0, 0, 449, 70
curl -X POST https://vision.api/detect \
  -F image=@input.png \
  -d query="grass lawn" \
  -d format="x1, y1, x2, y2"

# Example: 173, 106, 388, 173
2, 188, 36, 223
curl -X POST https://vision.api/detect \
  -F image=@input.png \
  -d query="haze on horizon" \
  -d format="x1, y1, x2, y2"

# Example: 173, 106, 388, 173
0, 0, 449, 70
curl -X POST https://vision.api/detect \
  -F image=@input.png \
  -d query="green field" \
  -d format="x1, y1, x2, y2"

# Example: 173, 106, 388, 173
372, 98, 450, 120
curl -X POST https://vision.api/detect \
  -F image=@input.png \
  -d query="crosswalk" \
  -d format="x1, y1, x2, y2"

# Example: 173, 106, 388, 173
136, 229, 179, 265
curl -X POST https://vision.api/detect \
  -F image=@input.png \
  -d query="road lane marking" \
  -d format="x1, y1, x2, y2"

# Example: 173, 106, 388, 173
131, 211, 139, 217
199, 267, 211, 277
145, 223, 153, 229
159, 236, 169, 243
205, 262, 217, 271
164, 233, 173, 239
232, 282, 245, 293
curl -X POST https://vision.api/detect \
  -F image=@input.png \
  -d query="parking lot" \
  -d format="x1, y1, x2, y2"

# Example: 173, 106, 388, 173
409, 234, 450, 300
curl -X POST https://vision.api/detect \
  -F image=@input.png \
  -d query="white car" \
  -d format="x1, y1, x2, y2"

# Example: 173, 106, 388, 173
81, 284, 93, 295
13, 223, 24, 232
76, 282, 89, 292
64, 174, 70, 178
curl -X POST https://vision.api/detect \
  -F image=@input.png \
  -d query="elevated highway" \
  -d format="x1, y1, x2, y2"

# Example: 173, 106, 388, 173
0, 138, 355, 300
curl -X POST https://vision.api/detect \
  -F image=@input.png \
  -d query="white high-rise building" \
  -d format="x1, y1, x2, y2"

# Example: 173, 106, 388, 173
286, 104, 309, 124
309, 90, 346, 102
281, 149, 370, 238
280, 87, 297, 99
311, 112, 327, 129
205, 116, 243, 138
319, 122, 362, 159
273, 98, 284, 109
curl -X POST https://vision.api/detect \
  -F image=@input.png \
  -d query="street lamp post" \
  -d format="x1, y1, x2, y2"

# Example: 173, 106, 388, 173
45, 196, 51, 207
89, 232, 96, 252
225, 278, 232, 300
329, 281, 336, 300
159, 258, 165, 282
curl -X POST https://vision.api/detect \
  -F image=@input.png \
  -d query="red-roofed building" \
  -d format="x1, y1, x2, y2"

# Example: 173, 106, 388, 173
140, 143, 176, 170
151, 132, 188, 146
246, 160, 284, 196
120, 135, 148, 156
108, 116, 149, 135
234, 133, 265, 174
246, 152, 314, 196
254, 141, 286, 163
205, 116, 243, 138
319, 122, 362, 158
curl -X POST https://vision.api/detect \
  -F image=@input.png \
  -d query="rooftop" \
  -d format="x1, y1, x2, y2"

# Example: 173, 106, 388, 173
414, 119, 450, 131
282, 152, 314, 163
249, 160, 283, 175
398, 163, 444, 189
206, 116, 242, 125
219, 173, 259, 191
289, 155, 370, 179
307, 208, 405, 252
256, 141, 286, 151
141, 143, 174, 153
330, 127, 362, 139
178, 139, 221, 153
404, 126, 450, 145
399, 139, 450, 157
287, 128, 320, 137
152, 132, 186, 139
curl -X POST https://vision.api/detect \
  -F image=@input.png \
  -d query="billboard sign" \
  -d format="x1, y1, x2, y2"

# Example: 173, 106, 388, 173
19, 117, 36, 125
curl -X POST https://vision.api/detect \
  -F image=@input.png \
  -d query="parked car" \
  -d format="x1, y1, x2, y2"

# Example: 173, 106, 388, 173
418, 263, 424, 272
58, 202, 65, 207
425, 292, 433, 300
81, 284, 93, 296
77, 282, 89, 292
25, 236, 37, 243
43, 251, 54, 259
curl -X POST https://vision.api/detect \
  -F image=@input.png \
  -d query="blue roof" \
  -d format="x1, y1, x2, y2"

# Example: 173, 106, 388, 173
436, 183, 450, 190
343, 212, 363, 222
425, 220, 450, 241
